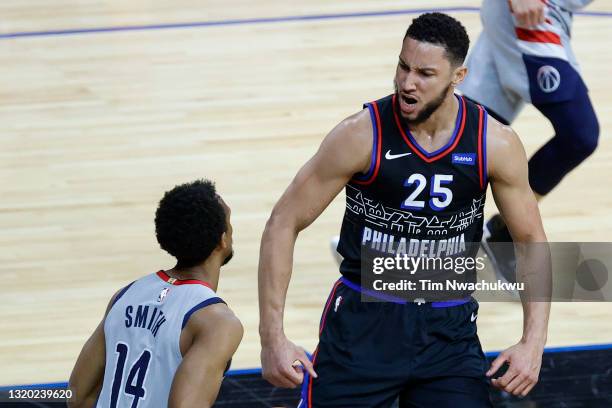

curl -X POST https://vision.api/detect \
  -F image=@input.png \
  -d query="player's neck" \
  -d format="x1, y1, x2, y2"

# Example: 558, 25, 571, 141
408, 92, 458, 139
167, 261, 220, 291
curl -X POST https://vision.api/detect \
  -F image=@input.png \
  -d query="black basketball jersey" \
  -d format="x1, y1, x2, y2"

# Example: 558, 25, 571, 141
337, 93, 489, 282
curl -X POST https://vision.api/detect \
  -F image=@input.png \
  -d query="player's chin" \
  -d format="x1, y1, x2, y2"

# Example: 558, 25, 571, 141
399, 109, 419, 121
399, 103, 419, 118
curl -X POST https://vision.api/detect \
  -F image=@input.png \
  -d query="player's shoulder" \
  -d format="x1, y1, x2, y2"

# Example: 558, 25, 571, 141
341, 94, 392, 131
485, 113, 528, 178
103, 272, 162, 315
485, 113, 523, 153
326, 104, 379, 152
104, 282, 135, 316
333, 107, 372, 141
187, 302, 243, 338
327, 93, 395, 142
314, 106, 375, 174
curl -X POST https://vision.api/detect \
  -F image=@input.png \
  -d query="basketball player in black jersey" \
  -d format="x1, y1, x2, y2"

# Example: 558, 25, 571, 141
259, 13, 550, 407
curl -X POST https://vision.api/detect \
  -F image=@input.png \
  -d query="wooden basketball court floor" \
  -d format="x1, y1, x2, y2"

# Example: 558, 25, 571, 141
1, 0, 611, 386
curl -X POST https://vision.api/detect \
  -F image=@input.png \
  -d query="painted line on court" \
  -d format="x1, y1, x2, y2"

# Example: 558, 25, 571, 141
0, 382, 68, 391
0, 367, 262, 390
0, 7, 610, 40
484, 342, 612, 357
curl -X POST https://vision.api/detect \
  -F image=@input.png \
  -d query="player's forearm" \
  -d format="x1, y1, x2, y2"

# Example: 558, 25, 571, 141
67, 377, 102, 408
68, 330, 105, 408
169, 381, 216, 408
169, 385, 215, 408
515, 232, 551, 347
521, 301, 549, 347
67, 393, 99, 408
258, 215, 298, 343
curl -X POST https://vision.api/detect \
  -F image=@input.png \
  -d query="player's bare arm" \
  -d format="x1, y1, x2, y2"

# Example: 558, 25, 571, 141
169, 303, 243, 408
258, 108, 373, 388
68, 290, 120, 408
485, 117, 551, 397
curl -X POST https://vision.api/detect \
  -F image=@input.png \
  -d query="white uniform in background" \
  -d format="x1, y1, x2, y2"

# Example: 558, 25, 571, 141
459, 0, 594, 122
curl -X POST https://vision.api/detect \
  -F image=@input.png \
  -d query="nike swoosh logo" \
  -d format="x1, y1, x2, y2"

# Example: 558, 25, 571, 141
385, 150, 412, 160
471, 312, 478, 322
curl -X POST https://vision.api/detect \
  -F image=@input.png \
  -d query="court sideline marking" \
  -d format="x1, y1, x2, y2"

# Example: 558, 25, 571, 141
0, 7, 610, 40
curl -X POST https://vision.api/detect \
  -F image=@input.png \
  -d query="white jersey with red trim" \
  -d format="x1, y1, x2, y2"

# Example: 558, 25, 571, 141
96, 271, 224, 408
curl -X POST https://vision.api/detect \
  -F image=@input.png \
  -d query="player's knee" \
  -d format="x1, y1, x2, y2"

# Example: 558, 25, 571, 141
557, 111, 599, 163
572, 114, 599, 160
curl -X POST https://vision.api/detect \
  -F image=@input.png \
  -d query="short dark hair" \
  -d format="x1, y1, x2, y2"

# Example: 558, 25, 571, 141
405, 12, 470, 66
155, 179, 227, 268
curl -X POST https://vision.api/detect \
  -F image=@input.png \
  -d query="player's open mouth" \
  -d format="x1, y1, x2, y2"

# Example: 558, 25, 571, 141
400, 94, 418, 113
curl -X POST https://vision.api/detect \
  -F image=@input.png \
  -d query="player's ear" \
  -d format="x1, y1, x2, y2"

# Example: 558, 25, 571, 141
451, 65, 467, 87
218, 231, 229, 250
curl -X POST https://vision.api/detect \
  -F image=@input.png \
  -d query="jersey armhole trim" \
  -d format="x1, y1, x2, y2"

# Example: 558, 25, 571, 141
110, 281, 135, 309
352, 101, 382, 185
477, 105, 488, 190
483, 107, 488, 187
181, 297, 226, 330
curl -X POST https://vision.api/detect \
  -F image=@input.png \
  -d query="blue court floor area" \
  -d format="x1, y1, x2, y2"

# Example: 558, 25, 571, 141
2, 344, 611, 407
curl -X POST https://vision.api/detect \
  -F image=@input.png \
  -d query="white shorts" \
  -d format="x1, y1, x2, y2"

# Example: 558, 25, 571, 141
459, 0, 586, 123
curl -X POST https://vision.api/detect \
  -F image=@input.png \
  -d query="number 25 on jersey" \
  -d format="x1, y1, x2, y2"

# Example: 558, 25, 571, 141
401, 173, 453, 211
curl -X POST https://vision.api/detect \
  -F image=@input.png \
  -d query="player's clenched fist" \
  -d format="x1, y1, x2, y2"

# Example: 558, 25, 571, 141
510, 0, 546, 27
487, 340, 545, 397
261, 334, 317, 389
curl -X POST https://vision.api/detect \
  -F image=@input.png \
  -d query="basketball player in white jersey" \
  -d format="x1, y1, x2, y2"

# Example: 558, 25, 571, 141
68, 179, 243, 408
459, 0, 598, 280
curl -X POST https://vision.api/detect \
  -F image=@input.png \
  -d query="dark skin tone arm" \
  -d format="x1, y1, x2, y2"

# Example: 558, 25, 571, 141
68, 290, 120, 408
169, 303, 243, 408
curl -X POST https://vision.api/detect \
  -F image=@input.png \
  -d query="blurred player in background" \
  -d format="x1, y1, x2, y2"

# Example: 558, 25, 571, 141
69, 179, 242, 408
459, 0, 598, 279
